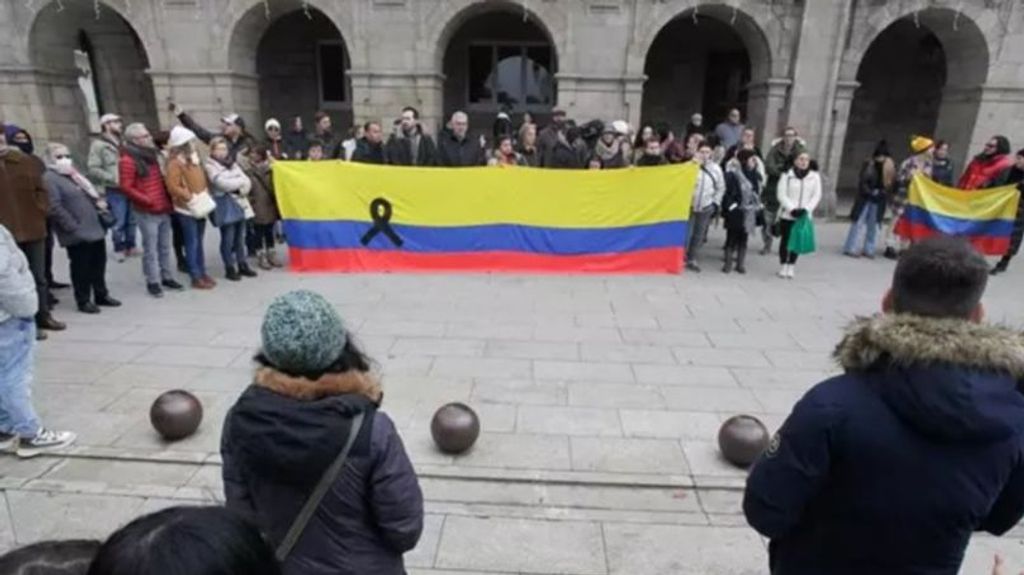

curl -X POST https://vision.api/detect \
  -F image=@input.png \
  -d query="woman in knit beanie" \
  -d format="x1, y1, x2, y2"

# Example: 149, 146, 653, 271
220, 290, 423, 575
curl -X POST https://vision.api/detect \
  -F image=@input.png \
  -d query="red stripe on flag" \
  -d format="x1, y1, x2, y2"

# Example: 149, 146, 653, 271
287, 247, 686, 274
895, 219, 1010, 255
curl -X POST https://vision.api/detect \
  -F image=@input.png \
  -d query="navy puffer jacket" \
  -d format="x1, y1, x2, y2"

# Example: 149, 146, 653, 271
744, 314, 1024, 575
221, 367, 423, 575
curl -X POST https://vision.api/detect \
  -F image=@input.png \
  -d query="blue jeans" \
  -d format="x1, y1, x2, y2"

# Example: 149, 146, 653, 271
176, 214, 207, 280
135, 211, 175, 285
843, 203, 880, 256
0, 318, 41, 438
219, 222, 246, 269
106, 188, 137, 253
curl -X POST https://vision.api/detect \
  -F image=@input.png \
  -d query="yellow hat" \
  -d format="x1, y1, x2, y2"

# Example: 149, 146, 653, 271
910, 135, 935, 154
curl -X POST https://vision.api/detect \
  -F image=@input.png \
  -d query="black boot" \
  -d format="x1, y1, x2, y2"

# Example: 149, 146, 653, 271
735, 244, 748, 274
238, 263, 258, 278
722, 247, 734, 274
225, 267, 241, 282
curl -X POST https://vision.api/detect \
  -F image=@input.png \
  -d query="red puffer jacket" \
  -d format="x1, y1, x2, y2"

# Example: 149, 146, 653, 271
118, 152, 172, 215
958, 154, 1013, 190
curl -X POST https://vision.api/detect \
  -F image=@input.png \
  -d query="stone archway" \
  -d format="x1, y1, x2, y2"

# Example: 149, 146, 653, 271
437, 2, 558, 132
638, 4, 773, 140
27, 0, 158, 150
837, 8, 990, 197
227, 0, 353, 134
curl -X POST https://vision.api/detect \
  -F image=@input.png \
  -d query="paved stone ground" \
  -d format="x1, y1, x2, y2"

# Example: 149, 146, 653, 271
2, 222, 1024, 574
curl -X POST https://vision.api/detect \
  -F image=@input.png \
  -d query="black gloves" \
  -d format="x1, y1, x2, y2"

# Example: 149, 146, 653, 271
791, 208, 807, 218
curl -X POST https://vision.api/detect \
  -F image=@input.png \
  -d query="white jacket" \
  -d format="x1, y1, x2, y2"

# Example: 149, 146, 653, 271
777, 169, 822, 220
692, 161, 725, 212
0, 225, 38, 323
204, 159, 252, 198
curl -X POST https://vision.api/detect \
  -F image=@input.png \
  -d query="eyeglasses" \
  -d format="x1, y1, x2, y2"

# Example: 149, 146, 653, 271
55, 154, 71, 160
985, 143, 997, 148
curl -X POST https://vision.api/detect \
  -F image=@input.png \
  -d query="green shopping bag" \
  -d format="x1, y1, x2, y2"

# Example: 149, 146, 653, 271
787, 213, 817, 255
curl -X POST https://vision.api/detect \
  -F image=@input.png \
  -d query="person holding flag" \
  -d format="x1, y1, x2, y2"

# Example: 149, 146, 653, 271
990, 149, 1024, 275
959, 136, 1013, 190
884, 136, 934, 260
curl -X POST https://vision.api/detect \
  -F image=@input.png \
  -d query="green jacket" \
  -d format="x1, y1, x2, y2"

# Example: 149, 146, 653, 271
763, 139, 806, 210
87, 135, 120, 189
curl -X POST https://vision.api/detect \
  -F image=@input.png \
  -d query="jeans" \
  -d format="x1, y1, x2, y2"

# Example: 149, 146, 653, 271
171, 214, 186, 268
687, 206, 715, 265
219, 222, 246, 269
245, 220, 259, 256
760, 209, 777, 251
135, 210, 175, 285
16, 240, 47, 321
252, 223, 275, 251
843, 203, 880, 256
67, 240, 109, 306
176, 214, 207, 280
106, 188, 137, 253
779, 218, 799, 265
0, 318, 41, 438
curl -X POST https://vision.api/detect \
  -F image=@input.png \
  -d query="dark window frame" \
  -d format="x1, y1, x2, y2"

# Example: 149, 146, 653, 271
316, 40, 351, 109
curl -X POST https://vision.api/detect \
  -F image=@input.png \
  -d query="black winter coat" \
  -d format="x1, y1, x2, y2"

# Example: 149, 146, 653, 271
385, 128, 438, 166
744, 315, 1024, 575
931, 158, 956, 187
543, 140, 581, 169
436, 130, 485, 167
995, 166, 1024, 256
850, 159, 890, 225
351, 138, 388, 165
221, 368, 424, 575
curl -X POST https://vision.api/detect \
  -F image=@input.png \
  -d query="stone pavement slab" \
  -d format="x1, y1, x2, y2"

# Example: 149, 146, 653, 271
11, 222, 1024, 571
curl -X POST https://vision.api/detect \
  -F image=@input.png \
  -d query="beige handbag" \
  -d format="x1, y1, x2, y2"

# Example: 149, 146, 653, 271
187, 190, 216, 219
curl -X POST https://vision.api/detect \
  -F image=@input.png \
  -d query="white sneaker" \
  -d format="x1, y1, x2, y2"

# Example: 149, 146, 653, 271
17, 429, 76, 458
786, 265, 796, 279
777, 265, 789, 279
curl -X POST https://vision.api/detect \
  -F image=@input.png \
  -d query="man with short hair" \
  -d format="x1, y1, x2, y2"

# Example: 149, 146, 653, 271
118, 123, 183, 298
386, 106, 437, 166
714, 108, 745, 151
352, 122, 387, 165
437, 111, 485, 167
538, 108, 568, 168
312, 111, 342, 159
0, 130, 64, 337
744, 236, 1024, 575
88, 113, 138, 262
686, 142, 724, 273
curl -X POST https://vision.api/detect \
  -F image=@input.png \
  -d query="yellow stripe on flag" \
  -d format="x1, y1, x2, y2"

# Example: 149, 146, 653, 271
909, 174, 1019, 222
273, 161, 697, 228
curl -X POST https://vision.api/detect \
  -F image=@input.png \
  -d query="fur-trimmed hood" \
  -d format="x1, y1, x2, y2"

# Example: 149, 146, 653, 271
224, 367, 381, 487
254, 367, 382, 403
835, 314, 1024, 378
834, 314, 1024, 442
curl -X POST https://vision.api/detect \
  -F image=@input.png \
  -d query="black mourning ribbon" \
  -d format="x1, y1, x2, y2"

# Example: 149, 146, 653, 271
360, 198, 404, 247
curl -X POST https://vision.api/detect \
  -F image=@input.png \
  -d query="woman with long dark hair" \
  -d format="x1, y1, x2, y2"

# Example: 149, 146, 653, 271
221, 290, 423, 575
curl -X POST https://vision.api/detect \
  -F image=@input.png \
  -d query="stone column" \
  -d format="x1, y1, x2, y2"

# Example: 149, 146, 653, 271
349, 70, 445, 130
746, 77, 792, 149
148, 69, 259, 130
819, 80, 859, 217
555, 73, 644, 126
937, 84, 1024, 173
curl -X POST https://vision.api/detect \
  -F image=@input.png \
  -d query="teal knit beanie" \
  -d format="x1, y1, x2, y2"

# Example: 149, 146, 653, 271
261, 290, 347, 374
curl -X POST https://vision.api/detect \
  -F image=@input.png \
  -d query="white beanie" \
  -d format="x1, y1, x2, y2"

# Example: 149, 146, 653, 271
265, 118, 281, 131
99, 113, 121, 127
611, 120, 630, 136
168, 125, 197, 148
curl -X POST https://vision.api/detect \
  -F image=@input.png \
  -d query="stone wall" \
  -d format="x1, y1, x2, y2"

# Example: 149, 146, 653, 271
2, 0, 1023, 211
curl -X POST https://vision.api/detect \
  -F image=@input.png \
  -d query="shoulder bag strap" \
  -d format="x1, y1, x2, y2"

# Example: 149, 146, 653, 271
275, 411, 366, 562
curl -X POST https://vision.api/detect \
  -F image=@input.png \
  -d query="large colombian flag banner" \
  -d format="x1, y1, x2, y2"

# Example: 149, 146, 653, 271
273, 162, 696, 273
895, 174, 1020, 255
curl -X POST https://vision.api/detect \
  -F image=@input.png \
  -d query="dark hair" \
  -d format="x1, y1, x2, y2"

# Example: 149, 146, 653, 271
992, 135, 1011, 156
737, 149, 756, 165
255, 337, 372, 379
248, 144, 269, 160
363, 121, 380, 132
313, 111, 330, 124
891, 236, 988, 319
87, 507, 279, 575
152, 130, 171, 150
494, 135, 514, 149
402, 106, 419, 120
1017, 148, 1024, 158
697, 141, 713, 151
872, 139, 891, 159
633, 125, 654, 150
307, 138, 324, 149
0, 540, 100, 575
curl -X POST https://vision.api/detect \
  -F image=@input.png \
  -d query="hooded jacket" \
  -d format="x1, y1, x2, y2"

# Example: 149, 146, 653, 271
221, 367, 423, 575
744, 314, 1024, 575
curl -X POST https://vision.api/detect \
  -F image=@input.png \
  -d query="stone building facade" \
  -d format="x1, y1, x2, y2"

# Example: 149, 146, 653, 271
2, 0, 1023, 209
